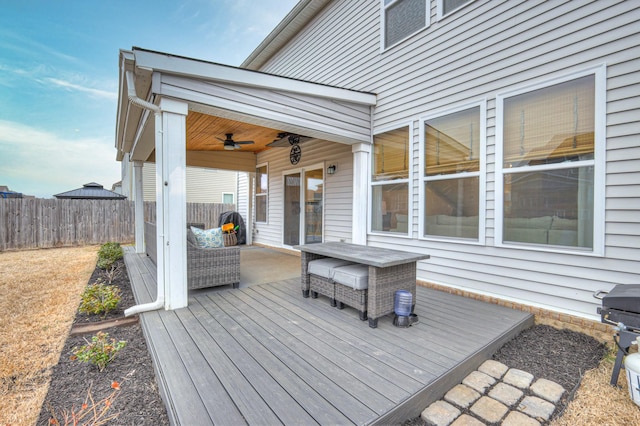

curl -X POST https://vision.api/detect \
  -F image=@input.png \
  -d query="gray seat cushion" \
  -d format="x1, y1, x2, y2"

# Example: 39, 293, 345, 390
308, 258, 354, 279
332, 264, 369, 290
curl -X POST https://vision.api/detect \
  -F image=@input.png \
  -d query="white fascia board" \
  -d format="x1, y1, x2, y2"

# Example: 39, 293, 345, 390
132, 48, 376, 106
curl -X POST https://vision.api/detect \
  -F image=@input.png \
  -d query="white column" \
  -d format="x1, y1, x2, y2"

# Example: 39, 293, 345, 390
133, 160, 145, 253
158, 98, 188, 310
352, 142, 370, 245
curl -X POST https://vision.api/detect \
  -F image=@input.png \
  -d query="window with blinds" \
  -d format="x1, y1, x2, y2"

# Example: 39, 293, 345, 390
500, 74, 597, 249
371, 127, 410, 234
423, 106, 481, 240
383, 0, 428, 49
503, 75, 595, 168
442, 0, 473, 16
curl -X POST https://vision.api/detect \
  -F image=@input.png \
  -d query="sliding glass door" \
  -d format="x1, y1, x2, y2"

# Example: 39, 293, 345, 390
283, 166, 324, 246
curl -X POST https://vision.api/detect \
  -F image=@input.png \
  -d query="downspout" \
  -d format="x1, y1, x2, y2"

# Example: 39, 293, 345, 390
123, 70, 165, 317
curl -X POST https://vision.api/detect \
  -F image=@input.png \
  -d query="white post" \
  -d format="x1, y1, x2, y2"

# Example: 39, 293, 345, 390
352, 142, 370, 245
159, 98, 188, 310
133, 160, 145, 253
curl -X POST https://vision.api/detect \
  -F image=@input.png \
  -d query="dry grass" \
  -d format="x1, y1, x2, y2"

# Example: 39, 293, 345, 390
551, 352, 640, 426
0, 246, 98, 426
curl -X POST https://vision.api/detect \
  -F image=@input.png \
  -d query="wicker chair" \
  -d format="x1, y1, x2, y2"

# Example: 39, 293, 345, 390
144, 222, 240, 290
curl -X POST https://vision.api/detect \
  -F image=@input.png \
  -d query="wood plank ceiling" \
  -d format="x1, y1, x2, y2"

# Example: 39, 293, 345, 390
186, 111, 285, 152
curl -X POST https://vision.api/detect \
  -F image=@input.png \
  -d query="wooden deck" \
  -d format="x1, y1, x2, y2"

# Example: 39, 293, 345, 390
124, 248, 533, 425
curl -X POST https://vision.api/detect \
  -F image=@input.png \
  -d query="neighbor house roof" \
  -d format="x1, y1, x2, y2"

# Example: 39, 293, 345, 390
54, 182, 127, 200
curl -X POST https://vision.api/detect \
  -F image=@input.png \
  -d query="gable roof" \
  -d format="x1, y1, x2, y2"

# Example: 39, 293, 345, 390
54, 182, 127, 200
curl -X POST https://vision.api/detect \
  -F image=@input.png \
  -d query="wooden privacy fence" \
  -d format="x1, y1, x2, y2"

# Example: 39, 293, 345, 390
0, 199, 235, 251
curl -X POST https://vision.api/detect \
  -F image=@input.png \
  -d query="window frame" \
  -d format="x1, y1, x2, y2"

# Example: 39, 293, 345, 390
495, 65, 606, 255
380, 0, 430, 51
437, 0, 475, 20
255, 163, 268, 224
369, 123, 413, 237
222, 192, 235, 205
418, 101, 487, 244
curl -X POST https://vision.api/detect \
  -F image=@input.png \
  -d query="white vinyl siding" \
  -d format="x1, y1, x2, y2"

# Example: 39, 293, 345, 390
253, 140, 354, 248
255, 0, 640, 320
142, 164, 237, 203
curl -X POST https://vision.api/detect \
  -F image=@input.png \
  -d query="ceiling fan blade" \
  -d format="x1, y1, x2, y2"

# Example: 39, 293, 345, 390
267, 134, 312, 147
234, 140, 254, 145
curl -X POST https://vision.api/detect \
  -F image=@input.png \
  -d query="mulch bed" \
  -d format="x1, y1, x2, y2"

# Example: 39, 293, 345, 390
37, 259, 169, 425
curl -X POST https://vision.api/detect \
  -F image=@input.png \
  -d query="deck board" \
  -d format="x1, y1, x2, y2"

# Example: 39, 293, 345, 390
124, 248, 534, 425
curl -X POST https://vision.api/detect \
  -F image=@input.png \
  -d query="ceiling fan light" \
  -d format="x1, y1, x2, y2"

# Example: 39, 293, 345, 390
224, 144, 234, 151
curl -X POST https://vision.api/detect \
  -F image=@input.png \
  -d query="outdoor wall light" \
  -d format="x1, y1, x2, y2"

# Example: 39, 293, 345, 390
327, 165, 337, 175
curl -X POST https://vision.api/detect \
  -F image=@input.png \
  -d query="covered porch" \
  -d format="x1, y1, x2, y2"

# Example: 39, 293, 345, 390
124, 246, 533, 425
116, 47, 377, 313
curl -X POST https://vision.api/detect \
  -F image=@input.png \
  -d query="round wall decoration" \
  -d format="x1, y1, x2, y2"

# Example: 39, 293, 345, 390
290, 144, 301, 164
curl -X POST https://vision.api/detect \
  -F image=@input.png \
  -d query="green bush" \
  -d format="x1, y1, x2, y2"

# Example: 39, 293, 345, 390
97, 242, 123, 270
72, 331, 126, 371
79, 282, 121, 315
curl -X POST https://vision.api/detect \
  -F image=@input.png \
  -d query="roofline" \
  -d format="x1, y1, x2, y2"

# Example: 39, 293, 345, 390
241, 0, 331, 71
128, 47, 376, 105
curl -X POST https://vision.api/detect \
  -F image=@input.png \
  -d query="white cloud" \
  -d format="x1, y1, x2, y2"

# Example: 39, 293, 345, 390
45, 77, 117, 100
0, 120, 120, 198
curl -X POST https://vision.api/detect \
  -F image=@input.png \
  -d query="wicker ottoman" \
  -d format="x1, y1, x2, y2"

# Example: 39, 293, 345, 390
308, 258, 354, 306
333, 264, 369, 321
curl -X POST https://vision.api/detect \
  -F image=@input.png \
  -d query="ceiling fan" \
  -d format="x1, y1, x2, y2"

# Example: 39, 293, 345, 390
266, 132, 313, 147
216, 133, 255, 150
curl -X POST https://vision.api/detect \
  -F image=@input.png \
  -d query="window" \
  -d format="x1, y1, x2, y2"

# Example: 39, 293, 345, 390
222, 192, 234, 204
439, 0, 473, 17
421, 105, 484, 240
371, 127, 410, 234
497, 69, 604, 252
383, 0, 428, 49
255, 164, 268, 223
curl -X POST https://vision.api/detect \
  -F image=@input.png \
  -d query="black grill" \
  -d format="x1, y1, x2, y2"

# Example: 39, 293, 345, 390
597, 284, 640, 331
595, 284, 640, 386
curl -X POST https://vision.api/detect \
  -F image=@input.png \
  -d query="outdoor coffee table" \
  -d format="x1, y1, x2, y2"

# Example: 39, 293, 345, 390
298, 242, 429, 328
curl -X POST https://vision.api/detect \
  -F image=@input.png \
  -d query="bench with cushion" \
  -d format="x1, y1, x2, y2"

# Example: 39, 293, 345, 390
307, 258, 370, 321
333, 264, 369, 321
308, 258, 354, 306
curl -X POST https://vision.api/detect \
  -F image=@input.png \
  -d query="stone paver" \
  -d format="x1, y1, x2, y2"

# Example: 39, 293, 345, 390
478, 359, 509, 379
445, 384, 481, 409
502, 411, 541, 426
450, 414, 485, 426
488, 382, 523, 407
421, 400, 461, 426
419, 362, 566, 426
503, 368, 534, 389
463, 370, 496, 393
470, 396, 509, 423
518, 395, 556, 421
530, 378, 565, 403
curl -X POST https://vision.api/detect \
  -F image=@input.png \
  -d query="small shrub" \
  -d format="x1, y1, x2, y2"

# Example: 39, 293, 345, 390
72, 332, 126, 372
78, 282, 121, 316
97, 242, 123, 270
102, 262, 122, 284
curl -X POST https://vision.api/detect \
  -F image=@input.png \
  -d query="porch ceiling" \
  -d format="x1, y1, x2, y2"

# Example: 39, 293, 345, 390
186, 112, 295, 153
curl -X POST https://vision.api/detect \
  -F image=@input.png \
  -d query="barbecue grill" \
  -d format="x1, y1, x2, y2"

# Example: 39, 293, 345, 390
594, 284, 640, 386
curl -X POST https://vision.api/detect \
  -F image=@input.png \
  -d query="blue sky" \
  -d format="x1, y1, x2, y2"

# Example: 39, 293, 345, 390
0, 0, 298, 198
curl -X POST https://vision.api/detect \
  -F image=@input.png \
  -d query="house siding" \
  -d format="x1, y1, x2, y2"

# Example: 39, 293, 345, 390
254, 141, 353, 248
142, 163, 238, 204
254, 0, 640, 320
